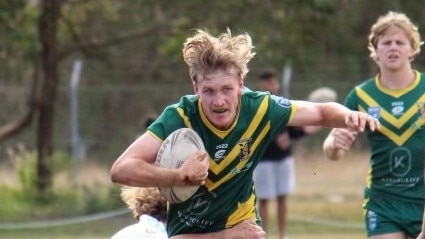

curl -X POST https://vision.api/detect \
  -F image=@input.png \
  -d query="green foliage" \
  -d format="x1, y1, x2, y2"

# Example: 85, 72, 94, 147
0, 183, 121, 221
82, 184, 122, 214
0, 1, 39, 55
0, 147, 121, 221
0, 0, 39, 83
158, 35, 186, 62
60, 0, 121, 44
9, 147, 71, 198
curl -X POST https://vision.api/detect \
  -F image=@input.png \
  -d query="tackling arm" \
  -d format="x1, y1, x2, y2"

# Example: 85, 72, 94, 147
288, 101, 379, 132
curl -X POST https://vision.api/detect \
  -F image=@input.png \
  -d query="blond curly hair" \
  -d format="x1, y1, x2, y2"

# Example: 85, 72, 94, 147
120, 186, 167, 222
368, 11, 423, 63
183, 29, 256, 83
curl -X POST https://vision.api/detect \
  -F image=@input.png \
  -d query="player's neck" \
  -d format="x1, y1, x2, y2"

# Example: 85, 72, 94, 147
378, 66, 415, 90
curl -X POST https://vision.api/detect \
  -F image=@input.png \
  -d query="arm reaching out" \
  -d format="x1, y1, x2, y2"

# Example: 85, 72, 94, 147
289, 102, 380, 161
289, 101, 380, 133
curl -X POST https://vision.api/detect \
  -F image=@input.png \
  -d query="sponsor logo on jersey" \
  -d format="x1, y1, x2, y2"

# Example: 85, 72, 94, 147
214, 150, 226, 161
176, 191, 216, 229
391, 101, 404, 115
214, 144, 228, 161
392, 106, 404, 115
389, 147, 411, 177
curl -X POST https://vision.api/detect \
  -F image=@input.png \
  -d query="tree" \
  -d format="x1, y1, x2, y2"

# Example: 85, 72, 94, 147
0, 0, 169, 198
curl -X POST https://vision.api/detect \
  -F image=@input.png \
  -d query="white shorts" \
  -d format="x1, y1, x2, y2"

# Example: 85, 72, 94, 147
253, 156, 295, 199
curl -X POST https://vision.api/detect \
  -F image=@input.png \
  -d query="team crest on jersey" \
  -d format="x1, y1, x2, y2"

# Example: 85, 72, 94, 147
238, 138, 252, 161
271, 95, 291, 108
417, 102, 425, 118
367, 106, 380, 119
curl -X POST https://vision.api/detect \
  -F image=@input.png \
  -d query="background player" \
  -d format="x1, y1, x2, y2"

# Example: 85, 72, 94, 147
323, 11, 425, 239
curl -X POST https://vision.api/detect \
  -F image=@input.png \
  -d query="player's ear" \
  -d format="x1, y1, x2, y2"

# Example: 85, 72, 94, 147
238, 77, 244, 93
193, 81, 199, 94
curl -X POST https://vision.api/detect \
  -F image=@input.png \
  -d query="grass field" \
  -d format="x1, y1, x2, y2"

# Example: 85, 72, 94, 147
0, 148, 370, 239
281, 148, 369, 239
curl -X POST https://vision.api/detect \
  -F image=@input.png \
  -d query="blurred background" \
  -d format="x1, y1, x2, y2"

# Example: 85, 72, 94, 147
0, 0, 424, 238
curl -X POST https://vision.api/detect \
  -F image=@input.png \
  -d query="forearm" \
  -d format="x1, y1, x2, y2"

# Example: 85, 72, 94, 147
111, 158, 183, 187
111, 132, 186, 187
320, 102, 352, 128
322, 133, 346, 161
289, 102, 351, 128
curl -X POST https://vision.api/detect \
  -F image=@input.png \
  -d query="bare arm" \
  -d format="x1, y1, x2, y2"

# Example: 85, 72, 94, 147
110, 132, 209, 187
288, 101, 379, 132
302, 125, 322, 134
169, 219, 266, 239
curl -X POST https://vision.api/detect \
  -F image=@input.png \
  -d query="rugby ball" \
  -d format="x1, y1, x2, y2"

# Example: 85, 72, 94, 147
307, 87, 338, 103
155, 128, 205, 204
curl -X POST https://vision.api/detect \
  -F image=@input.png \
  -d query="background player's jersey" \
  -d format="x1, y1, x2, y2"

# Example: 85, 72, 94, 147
345, 71, 425, 203
148, 88, 294, 236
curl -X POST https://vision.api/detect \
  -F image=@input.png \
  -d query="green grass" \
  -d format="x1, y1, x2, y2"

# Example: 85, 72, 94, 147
0, 149, 370, 239
0, 215, 132, 239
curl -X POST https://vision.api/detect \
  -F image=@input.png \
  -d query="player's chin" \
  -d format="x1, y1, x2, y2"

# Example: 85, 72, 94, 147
210, 114, 233, 129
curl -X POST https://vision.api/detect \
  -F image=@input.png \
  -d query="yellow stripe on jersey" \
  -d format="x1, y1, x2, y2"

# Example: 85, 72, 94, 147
375, 71, 421, 98
208, 96, 268, 173
197, 98, 241, 139
356, 88, 394, 122
287, 100, 298, 124
206, 121, 270, 191
365, 168, 372, 188
363, 168, 372, 215
176, 107, 193, 128
206, 97, 270, 191
226, 187, 257, 227
357, 89, 425, 146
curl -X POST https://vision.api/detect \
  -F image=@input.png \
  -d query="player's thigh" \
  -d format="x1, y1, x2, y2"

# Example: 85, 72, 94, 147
368, 232, 408, 239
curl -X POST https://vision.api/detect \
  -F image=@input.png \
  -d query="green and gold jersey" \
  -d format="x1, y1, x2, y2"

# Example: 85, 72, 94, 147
148, 88, 295, 236
345, 71, 425, 204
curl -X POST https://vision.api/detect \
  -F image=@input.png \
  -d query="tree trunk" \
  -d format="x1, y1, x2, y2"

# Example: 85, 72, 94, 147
36, 0, 63, 196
